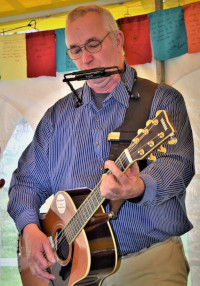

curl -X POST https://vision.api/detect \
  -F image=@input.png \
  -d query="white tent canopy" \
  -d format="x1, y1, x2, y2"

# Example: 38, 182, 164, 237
0, 1, 199, 284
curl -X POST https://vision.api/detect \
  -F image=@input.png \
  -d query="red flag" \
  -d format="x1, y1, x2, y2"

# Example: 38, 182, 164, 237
183, 1, 200, 54
26, 30, 56, 77
119, 15, 152, 65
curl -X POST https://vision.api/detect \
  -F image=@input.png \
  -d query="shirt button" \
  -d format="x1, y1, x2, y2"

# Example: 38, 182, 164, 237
96, 118, 100, 122
96, 141, 99, 146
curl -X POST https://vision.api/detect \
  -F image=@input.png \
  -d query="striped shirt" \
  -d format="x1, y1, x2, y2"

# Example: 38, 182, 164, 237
8, 64, 195, 255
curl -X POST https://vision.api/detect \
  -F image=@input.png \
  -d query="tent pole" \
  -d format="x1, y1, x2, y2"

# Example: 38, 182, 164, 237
155, 0, 165, 83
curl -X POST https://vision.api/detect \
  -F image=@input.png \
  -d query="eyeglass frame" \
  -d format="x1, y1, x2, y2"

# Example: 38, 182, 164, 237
66, 31, 112, 60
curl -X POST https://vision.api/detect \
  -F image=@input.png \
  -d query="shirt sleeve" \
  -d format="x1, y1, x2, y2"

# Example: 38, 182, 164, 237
7, 108, 54, 233
139, 84, 195, 206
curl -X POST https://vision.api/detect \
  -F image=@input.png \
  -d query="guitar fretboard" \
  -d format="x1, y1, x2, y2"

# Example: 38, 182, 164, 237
59, 110, 176, 245
64, 149, 132, 244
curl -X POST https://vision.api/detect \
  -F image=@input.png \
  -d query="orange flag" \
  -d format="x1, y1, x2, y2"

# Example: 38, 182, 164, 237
183, 1, 200, 54
119, 15, 152, 65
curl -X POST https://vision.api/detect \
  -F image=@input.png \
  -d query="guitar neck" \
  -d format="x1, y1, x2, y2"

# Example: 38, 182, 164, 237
64, 151, 131, 244
64, 183, 104, 244
63, 110, 176, 244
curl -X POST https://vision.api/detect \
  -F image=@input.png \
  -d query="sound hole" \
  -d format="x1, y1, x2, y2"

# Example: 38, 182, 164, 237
55, 229, 70, 261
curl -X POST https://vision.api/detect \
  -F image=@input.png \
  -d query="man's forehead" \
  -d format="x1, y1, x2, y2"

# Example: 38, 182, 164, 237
66, 23, 106, 47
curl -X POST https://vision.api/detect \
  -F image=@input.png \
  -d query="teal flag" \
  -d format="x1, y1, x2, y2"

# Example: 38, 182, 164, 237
55, 28, 78, 72
148, 7, 188, 61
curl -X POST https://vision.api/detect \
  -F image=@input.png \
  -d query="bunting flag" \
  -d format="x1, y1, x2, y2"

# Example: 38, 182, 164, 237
0, 33, 27, 80
0, 4, 199, 81
26, 30, 56, 78
119, 15, 152, 65
148, 7, 188, 61
55, 28, 78, 72
183, 1, 200, 54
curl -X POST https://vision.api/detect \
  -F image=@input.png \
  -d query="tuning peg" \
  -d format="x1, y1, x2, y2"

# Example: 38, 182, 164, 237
156, 110, 162, 116
157, 145, 167, 153
153, 119, 159, 125
168, 137, 177, 145
137, 128, 149, 135
138, 149, 145, 156
146, 120, 152, 126
132, 137, 139, 144
148, 140, 154, 147
158, 132, 164, 138
137, 129, 144, 135
148, 153, 156, 161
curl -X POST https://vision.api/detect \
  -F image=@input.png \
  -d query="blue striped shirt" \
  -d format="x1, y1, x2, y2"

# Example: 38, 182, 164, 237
8, 64, 195, 255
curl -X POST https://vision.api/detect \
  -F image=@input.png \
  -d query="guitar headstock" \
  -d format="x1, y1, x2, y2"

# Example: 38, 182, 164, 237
128, 110, 177, 165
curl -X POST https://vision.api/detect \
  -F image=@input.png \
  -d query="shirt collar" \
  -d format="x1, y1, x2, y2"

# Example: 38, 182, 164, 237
81, 62, 136, 108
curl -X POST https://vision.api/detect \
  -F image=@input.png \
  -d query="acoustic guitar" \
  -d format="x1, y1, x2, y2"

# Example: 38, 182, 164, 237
18, 110, 176, 286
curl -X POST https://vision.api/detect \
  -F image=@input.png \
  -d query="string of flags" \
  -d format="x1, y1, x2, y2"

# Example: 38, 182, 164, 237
0, 1, 199, 80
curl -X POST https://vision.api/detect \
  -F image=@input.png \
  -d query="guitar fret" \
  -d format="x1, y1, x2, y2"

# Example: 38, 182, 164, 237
116, 156, 125, 171
65, 186, 105, 244
60, 110, 176, 246
115, 151, 131, 172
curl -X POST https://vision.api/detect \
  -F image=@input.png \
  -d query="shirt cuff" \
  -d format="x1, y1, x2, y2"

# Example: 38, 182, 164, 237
16, 209, 40, 234
138, 174, 157, 205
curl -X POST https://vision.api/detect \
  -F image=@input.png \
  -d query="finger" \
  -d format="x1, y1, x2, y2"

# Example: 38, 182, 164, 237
104, 174, 121, 192
36, 275, 51, 284
125, 162, 140, 178
101, 174, 122, 199
33, 250, 51, 270
32, 261, 55, 282
43, 240, 56, 265
104, 160, 127, 185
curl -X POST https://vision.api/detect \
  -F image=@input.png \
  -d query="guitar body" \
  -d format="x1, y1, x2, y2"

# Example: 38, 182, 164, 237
18, 188, 118, 286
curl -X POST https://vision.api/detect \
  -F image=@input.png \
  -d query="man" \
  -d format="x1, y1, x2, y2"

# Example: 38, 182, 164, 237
8, 4, 194, 286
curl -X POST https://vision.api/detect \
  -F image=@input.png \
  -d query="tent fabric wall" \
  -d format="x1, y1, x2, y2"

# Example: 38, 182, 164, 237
0, 55, 199, 284
0, 1, 199, 283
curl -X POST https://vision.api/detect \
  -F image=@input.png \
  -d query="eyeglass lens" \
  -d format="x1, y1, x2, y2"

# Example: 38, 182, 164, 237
67, 32, 111, 60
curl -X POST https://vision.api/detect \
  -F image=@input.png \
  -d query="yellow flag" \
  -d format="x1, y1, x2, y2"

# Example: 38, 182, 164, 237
0, 33, 27, 80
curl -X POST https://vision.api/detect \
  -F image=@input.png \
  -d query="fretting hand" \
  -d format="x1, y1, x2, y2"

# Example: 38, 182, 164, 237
100, 161, 145, 200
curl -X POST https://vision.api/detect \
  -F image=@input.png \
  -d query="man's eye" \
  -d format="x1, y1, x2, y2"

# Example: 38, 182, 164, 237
87, 41, 100, 48
70, 47, 81, 54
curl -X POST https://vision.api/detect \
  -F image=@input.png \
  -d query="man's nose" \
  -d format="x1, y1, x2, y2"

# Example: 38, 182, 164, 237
81, 47, 93, 63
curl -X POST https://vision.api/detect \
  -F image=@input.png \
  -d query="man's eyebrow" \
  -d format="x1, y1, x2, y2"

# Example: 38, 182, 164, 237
69, 37, 98, 48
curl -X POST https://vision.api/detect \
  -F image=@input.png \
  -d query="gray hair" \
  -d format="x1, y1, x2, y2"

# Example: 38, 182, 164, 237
66, 4, 119, 32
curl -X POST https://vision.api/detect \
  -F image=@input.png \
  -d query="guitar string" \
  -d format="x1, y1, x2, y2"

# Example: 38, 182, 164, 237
51, 120, 163, 252
52, 121, 161, 251
52, 118, 168, 254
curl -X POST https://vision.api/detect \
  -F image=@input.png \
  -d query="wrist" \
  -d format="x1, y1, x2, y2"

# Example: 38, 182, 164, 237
23, 223, 39, 237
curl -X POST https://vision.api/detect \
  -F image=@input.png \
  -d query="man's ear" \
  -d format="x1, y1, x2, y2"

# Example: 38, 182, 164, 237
116, 30, 124, 49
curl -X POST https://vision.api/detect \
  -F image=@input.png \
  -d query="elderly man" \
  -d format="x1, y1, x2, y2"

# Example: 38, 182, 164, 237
8, 4, 194, 286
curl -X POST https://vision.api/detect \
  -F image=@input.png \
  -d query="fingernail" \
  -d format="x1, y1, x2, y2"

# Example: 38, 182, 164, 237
105, 160, 111, 168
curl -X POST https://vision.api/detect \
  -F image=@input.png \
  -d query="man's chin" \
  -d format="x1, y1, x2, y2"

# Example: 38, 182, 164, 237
88, 76, 107, 85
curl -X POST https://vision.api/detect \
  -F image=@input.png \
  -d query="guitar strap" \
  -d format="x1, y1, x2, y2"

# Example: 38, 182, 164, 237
108, 77, 158, 218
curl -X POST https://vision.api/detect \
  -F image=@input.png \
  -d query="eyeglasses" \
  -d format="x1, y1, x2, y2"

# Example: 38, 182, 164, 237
66, 32, 112, 60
